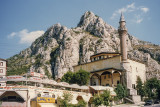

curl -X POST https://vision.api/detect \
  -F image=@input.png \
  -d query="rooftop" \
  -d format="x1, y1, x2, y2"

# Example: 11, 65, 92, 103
0, 58, 6, 61
90, 52, 120, 58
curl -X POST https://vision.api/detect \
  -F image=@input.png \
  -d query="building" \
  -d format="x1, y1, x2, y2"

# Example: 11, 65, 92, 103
74, 13, 146, 103
0, 58, 7, 87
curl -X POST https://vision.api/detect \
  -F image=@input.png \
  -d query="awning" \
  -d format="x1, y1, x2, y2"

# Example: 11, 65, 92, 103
90, 86, 116, 96
0, 76, 26, 82
90, 86, 109, 90
80, 86, 89, 90
42, 79, 57, 85
38, 103, 57, 107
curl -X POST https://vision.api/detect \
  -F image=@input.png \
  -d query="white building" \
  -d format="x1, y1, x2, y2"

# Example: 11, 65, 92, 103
0, 58, 7, 87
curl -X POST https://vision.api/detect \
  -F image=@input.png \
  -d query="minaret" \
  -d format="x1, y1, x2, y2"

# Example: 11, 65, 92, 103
118, 13, 132, 89
118, 13, 128, 62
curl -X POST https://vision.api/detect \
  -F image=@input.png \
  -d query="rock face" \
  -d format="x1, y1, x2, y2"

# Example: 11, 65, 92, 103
7, 11, 160, 80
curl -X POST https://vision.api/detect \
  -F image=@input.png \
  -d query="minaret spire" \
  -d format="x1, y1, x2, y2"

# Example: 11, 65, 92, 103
118, 13, 128, 62
120, 12, 125, 22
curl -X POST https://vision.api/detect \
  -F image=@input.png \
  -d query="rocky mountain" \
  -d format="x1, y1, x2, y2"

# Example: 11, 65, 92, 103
7, 11, 160, 80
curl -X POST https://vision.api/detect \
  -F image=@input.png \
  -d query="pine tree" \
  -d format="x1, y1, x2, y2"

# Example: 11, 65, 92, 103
136, 76, 145, 99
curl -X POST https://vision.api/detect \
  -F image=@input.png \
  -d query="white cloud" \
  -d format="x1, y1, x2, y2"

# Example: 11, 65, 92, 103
111, 3, 149, 24
111, 3, 135, 19
127, 3, 135, 9
8, 32, 17, 38
140, 7, 149, 13
136, 18, 143, 24
8, 29, 44, 45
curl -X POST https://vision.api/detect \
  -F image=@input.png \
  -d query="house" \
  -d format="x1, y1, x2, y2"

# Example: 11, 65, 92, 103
0, 58, 7, 87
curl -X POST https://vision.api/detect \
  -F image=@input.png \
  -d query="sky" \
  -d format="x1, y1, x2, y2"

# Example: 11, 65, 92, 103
0, 0, 160, 59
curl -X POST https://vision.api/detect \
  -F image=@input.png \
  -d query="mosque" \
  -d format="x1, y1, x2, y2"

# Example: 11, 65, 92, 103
0, 14, 146, 106
74, 13, 146, 102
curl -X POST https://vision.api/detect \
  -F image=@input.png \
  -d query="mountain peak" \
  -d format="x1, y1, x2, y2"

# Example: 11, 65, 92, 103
77, 11, 98, 28
77, 11, 115, 38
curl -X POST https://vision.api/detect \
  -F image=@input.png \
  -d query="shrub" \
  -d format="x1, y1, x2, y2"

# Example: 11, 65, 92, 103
96, 38, 103, 44
61, 71, 74, 84
74, 69, 90, 85
136, 76, 145, 99
76, 99, 87, 107
61, 69, 90, 86
114, 84, 127, 101
57, 92, 73, 107
93, 94, 103, 107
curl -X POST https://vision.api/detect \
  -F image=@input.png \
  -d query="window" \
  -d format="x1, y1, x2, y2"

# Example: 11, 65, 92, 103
8, 96, 16, 101
104, 75, 106, 79
0, 69, 3, 73
117, 81, 120, 84
132, 84, 136, 89
108, 74, 111, 78
0, 62, 3, 66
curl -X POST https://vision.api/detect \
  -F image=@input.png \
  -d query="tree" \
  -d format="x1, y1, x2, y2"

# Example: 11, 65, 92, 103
61, 71, 74, 84
57, 92, 73, 107
157, 80, 160, 100
74, 69, 90, 85
93, 94, 103, 107
144, 78, 160, 99
136, 76, 145, 99
101, 90, 111, 106
76, 99, 87, 107
92, 90, 111, 107
61, 69, 90, 86
114, 84, 127, 101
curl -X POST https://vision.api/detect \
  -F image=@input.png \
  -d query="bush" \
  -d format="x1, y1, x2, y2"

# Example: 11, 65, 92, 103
114, 84, 127, 101
57, 92, 73, 107
93, 94, 103, 107
136, 76, 145, 99
144, 78, 160, 99
96, 38, 103, 44
92, 90, 111, 107
101, 90, 111, 106
74, 69, 90, 85
76, 99, 87, 107
61, 71, 74, 84
61, 69, 90, 86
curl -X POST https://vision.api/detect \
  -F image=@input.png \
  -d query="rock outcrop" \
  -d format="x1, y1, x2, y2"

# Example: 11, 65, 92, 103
7, 11, 160, 80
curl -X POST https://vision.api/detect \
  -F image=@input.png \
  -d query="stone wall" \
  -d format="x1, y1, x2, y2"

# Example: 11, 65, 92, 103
128, 59, 146, 86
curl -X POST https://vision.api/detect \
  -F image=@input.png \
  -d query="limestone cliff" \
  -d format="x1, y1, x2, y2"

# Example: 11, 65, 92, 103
7, 11, 160, 80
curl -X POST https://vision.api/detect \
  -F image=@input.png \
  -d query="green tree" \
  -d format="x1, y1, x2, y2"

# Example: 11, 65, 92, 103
57, 92, 73, 107
136, 76, 145, 99
61, 69, 90, 86
74, 69, 90, 85
61, 71, 74, 84
157, 80, 160, 100
93, 94, 103, 107
101, 90, 111, 106
114, 84, 127, 101
144, 78, 160, 99
76, 99, 87, 107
